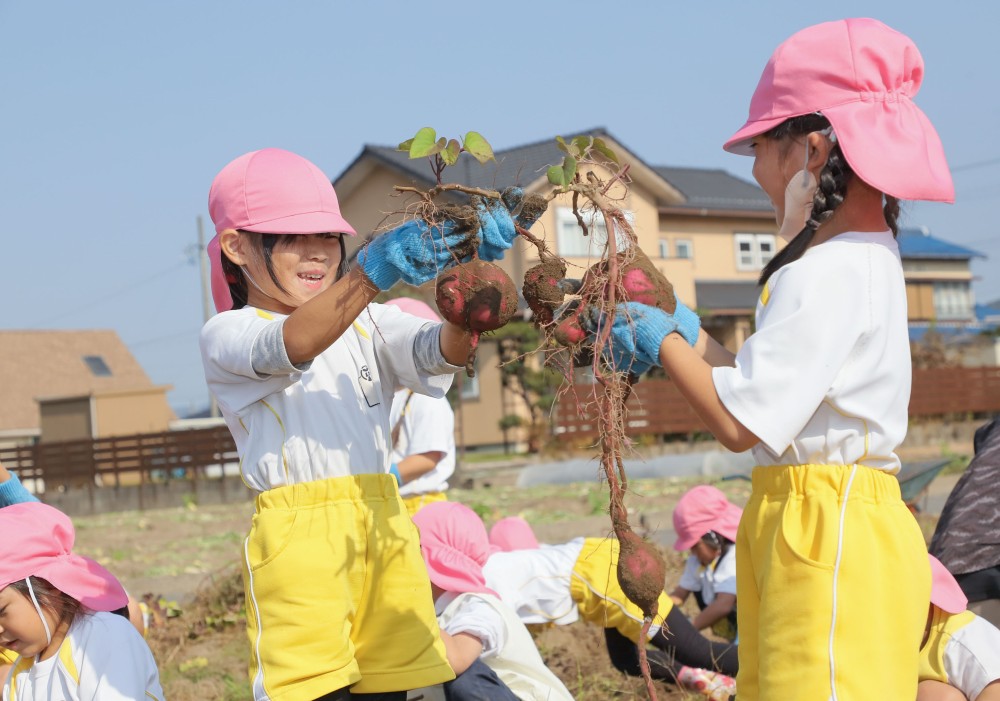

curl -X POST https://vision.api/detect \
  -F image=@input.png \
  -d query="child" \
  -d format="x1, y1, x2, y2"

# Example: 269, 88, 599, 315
409, 502, 574, 701
668, 486, 741, 642
918, 556, 1000, 701
485, 517, 737, 700
384, 298, 457, 518
200, 147, 540, 700
0, 502, 163, 700
589, 18, 953, 700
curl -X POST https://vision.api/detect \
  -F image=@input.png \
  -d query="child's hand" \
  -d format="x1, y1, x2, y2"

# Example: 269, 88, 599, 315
586, 300, 701, 374
477, 187, 544, 262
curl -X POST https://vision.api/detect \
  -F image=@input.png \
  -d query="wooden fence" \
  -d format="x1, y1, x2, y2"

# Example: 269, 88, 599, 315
2, 366, 998, 510
555, 365, 1000, 442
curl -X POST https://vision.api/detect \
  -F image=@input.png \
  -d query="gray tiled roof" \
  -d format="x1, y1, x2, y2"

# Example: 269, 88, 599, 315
654, 166, 773, 212
356, 128, 769, 214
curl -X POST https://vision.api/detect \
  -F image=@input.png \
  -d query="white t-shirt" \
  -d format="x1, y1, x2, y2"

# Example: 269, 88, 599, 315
942, 614, 1000, 700
484, 539, 586, 626
200, 303, 456, 491
4, 611, 163, 701
390, 389, 456, 496
677, 547, 737, 605
433, 592, 574, 701
713, 231, 910, 472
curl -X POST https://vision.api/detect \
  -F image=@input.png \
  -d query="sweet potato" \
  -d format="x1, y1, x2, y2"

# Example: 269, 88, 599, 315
615, 525, 667, 620
522, 259, 568, 325
582, 248, 677, 313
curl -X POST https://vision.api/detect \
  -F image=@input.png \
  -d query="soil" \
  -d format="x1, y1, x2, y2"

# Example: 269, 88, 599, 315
583, 248, 676, 314
68, 432, 962, 701
522, 259, 568, 325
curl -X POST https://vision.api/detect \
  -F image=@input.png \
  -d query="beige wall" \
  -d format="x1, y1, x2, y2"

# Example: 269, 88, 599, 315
907, 283, 936, 321
93, 389, 175, 437
451, 340, 525, 450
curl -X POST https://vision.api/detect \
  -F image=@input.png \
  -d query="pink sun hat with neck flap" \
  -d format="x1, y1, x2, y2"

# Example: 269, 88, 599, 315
384, 297, 442, 323
0, 503, 127, 612
673, 485, 743, 552
489, 516, 540, 553
723, 18, 954, 204
412, 502, 497, 596
206, 148, 358, 313
929, 554, 968, 614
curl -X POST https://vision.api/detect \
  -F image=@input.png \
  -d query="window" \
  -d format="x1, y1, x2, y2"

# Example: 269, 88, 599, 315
555, 207, 634, 258
83, 355, 112, 377
734, 233, 776, 270
460, 374, 480, 400
933, 281, 973, 320
675, 239, 693, 260
658, 239, 670, 258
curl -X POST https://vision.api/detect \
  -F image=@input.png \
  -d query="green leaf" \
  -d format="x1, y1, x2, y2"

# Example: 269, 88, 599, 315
397, 138, 414, 152
592, 137, 620, 165
463, 131, 495, 164
441, 139, 461, 166
547, 164, 567, 187
562, 155, 578, 184
408, 127, 440, 159
572, 135, 593, 157
555, 135, 569, 155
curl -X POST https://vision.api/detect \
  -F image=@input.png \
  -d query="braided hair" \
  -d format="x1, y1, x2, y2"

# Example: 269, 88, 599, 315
757, 114, 901, 286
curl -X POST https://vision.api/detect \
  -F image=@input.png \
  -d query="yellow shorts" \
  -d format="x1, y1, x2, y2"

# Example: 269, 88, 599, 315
736, 464, 929, 701
570, 537, 674, 643
401, 491, 448, 518
243, 474, 454, 700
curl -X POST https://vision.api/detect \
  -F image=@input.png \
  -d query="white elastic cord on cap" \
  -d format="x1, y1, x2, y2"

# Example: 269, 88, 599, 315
24, 577, 53, 647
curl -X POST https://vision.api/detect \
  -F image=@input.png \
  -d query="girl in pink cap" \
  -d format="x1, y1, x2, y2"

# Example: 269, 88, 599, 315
200, 148, 542, 701
918, 556, 1000, 701
0, 502, 163, 700
669, 486, 742, 642
384, 298, 457, 518
587, 18, 953, 700
410, 502, 574, 701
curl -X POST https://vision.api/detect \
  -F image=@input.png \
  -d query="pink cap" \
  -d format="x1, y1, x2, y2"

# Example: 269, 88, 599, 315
411, 502, 497, 596
929, 555, 968, 614
673, 485, 743, 552
206, 148, 357, 313
489, 516, 540, 553
724, 18, 954, 203
0, 503, 127, 612
385, 297, 441, 323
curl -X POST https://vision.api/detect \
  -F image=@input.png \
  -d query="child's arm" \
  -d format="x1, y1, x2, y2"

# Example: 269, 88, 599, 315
398, 452, 445, 485
660, 333, 760, 452
690, 593, 736, 631
439, 629, 485, 676
669, 585, 691, 606
0, 461, 39, 506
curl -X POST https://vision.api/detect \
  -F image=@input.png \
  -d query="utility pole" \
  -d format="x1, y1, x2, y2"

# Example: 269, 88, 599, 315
197, 216, 220, 418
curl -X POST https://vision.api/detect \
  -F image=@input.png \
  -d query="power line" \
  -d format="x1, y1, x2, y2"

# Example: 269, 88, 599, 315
33, 261, 188, 327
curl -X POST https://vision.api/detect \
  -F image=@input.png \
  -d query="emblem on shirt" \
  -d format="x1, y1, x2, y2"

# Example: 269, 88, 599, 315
358, 364, 380, 408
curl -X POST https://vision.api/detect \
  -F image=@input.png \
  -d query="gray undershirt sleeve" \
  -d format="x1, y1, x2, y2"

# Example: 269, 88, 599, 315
415, 323, 463, 376
251, 319, 312, 376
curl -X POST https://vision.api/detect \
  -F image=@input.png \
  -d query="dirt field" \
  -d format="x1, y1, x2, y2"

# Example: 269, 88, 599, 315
69, 446, 953, 700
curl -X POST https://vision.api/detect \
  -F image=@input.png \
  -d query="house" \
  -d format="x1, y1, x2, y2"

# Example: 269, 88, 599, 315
333, 128, 777, 451
0, 330, 175, 447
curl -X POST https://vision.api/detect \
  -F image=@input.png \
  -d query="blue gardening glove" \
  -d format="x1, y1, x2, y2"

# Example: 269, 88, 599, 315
587, 300, 701, 375
477, 187, 545, 262
357, 218, 475, 291
388, 463, 402, 487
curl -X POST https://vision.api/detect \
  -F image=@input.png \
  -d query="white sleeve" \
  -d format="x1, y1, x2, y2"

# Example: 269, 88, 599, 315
440, 595, 507, 659
713, 549, 738, 596
74, 615, 164, 701
364, 304, 460, 398
402, 394, 455, 456
944, 615, 1000, 700
712, 253, 869, 456
200, 311, 301, 412
678, 555, 702, 592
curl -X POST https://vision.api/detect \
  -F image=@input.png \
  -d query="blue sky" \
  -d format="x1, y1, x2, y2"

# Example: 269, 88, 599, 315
2, 1, 997, 416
